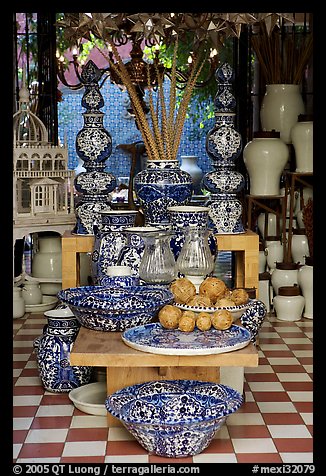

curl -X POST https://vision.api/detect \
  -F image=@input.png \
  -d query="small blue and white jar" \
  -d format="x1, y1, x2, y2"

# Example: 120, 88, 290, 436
240, 299, 267, 344
205, 193, 245, 234
34, 308, 92, 392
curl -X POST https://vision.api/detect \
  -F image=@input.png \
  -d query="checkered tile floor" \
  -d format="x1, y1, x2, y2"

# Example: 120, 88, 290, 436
13, 312, 313, 464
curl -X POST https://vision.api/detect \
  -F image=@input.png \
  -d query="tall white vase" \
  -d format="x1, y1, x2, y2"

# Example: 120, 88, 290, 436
290, 114, 313, 172
297, 257, 313, 319
32, 236, 62, 295
243, 131, 289, 196
260, 84, 305, 144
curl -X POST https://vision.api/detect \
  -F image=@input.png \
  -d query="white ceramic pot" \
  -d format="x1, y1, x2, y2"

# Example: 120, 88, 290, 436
258, 272, 271, 312
13, 286, 26, 318
273, 285, 305, 321
22, 281, 43, 305
257, 213, 284, 239
291, 115, 313, 173
32, 236, 62, 295
291, 229, 310, 265
265, 238, 284, 271
180, 155, 203, 195
271, 262, 299, 295
297, 257, 313, 319
259, 250, 267, 274
243, 131, 289, 195
260, 84, 305, 144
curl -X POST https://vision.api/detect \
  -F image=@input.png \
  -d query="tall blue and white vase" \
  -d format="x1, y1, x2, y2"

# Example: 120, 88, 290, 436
202, 63, 245, 234
73, 60, 116, 234
34, 309, 92, 392
134, 160, 193, 227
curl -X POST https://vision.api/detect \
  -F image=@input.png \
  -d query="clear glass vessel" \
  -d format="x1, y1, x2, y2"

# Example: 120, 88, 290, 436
138, 231, 177, 285
176, 228, 215, 291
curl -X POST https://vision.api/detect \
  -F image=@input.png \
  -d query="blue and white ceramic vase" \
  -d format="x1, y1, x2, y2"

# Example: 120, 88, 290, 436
240, 299, 267, 344
167, 205, 217, 260
91, 210, 138, 285
73, 60, 116, 235
134, 160, 193, 227
202, 63, 245, 234
117, 226, 160, 276
34, 309, 92, 392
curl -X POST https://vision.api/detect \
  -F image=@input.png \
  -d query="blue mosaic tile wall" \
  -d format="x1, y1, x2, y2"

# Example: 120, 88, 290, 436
57, 78, 214, 181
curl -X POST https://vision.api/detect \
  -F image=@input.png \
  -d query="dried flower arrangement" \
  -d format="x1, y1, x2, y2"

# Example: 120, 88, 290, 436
251, 22, 313, 84
97, 38, 206, 161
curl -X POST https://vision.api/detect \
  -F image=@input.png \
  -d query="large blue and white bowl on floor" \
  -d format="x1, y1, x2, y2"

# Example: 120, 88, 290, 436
57, 285, 173, 332
105, 379, 243, 458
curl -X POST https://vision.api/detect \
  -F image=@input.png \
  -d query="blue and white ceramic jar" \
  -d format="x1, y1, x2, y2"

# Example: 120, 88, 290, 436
117, 226, 160, 276
34, 308, 92, 392
167, 205, 217, 259
134, 160, 193, 226
202, 63, 245, 234
99, 210, 138, 233
73, 60, 116, 235
240, 299, 267, 344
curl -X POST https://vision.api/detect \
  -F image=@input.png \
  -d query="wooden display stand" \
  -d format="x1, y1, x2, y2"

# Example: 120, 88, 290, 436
61, 229, 259, 293
70, 326, 259, 427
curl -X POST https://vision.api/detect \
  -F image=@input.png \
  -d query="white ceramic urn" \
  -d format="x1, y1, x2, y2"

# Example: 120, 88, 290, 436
265, 236, 284, 271
260, 84, 305, 144
291, 114, 313, 173
297, 257, 313, 319
180, 155, 203, 195
13, 286, 26, 318
271, 262, 299, 295
273, 285, 305, 321
243, 131, 289, 196
291, 229, 310, 265
32, 235, 62, 295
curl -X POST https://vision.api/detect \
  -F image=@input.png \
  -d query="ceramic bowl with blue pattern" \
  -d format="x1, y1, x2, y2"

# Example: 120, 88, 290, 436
105, 379, 243, 458
57, 285, 173, 332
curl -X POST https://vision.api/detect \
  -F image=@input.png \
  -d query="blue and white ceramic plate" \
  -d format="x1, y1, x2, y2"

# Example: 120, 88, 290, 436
121, 322, 251, 355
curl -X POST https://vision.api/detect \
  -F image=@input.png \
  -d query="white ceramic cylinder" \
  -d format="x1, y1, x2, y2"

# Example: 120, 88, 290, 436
259, 250, 267, 273
271, 263, 299, 294
291, 115, 313, 172
22, 281, 43, 305
258, 273, 271, 313
260, 84, 305, 144
13, 287, 26, 318
243, 131, 289, 195
257, 213, 284, 239
32, 236, 62, 295
273, 286, 305, 321
291, 230, 310, 265
297, 260, 313, 319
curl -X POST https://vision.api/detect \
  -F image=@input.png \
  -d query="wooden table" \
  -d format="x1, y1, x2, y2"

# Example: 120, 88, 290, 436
61, 229, 259, 293
70, 326, 259, 427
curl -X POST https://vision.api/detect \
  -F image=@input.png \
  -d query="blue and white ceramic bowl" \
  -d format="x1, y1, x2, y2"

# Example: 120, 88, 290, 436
106, 379, 243, 458
57, 285, 173, 332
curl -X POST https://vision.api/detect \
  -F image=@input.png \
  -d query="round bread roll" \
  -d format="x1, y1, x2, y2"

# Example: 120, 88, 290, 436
215, 297, 237, 307
231, 288, 249, 305
186, 294, 212, 307
196, 312, 212, 331
182, 310, 196, 319
178, 314, 196, 332
158, 305, 182, 329
199, 277, 227, 304
170, 278, 196, 304
211, 309, 233, 330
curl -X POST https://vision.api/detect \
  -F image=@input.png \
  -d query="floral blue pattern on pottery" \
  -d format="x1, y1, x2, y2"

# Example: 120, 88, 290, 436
91, 225, 128, 284
205, 193, 245, 234
105, 379, 243, 458
74, 170, 116, 195
202, 169, 245, 194
134, 160, 193, 226
99, 210, 138, 232
96, 275, 140, 287
240, 299, 267, 344
34, 310, 92, 392
57, 285, 174, 332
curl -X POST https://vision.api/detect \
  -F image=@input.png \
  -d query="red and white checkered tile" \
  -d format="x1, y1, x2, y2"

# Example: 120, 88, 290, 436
13, 312, 313, 464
